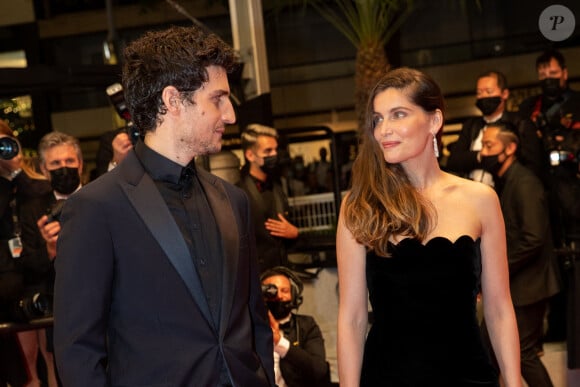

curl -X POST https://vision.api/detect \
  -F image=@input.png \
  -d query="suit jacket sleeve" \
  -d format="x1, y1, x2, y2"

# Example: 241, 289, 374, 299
507, 172, 548, 275
242, 189, 276, 386
446, 118, 481, 173
512, 115, 546, 181
19, 198, 52, 275
54, 191, 112, 387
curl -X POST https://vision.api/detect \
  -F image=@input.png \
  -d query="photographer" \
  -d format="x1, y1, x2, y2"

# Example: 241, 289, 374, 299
18, 131, 84, 387
261, 266, 330, 387
0, 120, 51, 386
518, 48, 580, 229
93, 128, 133, 179
92, 83, 138, 180
519, 49, 580, 354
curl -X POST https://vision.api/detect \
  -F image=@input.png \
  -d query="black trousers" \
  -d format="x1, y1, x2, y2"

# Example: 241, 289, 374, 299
481, 299, 554, 387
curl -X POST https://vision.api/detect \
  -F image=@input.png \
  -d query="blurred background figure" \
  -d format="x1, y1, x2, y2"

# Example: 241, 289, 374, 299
238, 124, 299, 271
446, 70, 544, 186
0, 119, 52, 387
479, 122, 559, 387
261, 266, 330, 387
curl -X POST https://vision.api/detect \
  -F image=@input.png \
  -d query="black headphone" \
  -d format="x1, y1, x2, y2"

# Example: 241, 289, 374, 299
260, 266, 304, 309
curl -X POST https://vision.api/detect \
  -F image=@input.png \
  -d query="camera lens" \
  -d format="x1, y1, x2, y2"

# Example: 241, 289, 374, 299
11, 293, 52, 322
0, 137, 19, 160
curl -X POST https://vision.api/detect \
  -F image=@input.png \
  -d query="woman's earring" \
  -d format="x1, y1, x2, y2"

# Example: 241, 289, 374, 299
432, 134, 439, 158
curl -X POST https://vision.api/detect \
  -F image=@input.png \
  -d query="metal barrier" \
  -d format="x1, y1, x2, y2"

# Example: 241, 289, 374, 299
288, 191, 347, 235
0, 316, 53, 333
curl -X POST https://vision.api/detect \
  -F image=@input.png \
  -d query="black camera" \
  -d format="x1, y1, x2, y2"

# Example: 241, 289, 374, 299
46, 200, 66, 223
10, 293, 52, 323
107, 83, 139, 145
549, 149, 579, 167
262, 283, 278, 300
0, 137, 19, 160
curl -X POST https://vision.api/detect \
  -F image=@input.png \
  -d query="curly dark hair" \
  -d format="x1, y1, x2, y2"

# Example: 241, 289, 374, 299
122, 25, 239, 134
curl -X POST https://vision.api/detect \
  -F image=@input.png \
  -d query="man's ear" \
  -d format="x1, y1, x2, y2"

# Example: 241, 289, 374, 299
505, 141, 518, 157
161, 86, 181, 113
244, 148, 255, 163
501, 88, 510, 101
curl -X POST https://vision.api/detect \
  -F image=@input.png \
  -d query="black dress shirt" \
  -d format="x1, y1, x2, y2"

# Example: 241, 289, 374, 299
135, 142, 224, 325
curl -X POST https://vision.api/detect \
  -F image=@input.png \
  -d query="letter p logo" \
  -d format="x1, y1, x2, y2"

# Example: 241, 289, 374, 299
539, 5, 575, 41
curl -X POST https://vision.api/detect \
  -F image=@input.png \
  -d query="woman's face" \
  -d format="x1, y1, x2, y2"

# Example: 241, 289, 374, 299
372, 88, 438, 164
0, 134, 22, 175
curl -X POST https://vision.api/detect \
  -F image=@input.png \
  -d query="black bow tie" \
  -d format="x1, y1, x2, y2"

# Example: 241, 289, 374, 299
279, 320, 292, 332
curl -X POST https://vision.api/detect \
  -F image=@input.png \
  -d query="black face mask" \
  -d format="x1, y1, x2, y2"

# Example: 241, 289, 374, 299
260, 155, 278, 174
540, 78, 562, 99
475, 96, 502, 116
266, 300, 293, 320
480, 154, 504, 176
49, 167, 80, 195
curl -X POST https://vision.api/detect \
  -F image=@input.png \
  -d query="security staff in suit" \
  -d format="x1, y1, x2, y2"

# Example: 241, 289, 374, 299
53, 26, 275, 387
261, 266, 330, 387
479, 123, 560, 387
446, 70, 544, 185
237, 124, 299, 272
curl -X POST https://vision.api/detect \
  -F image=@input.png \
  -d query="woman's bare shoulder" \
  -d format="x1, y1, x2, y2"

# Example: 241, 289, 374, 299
443, 173, 496, 199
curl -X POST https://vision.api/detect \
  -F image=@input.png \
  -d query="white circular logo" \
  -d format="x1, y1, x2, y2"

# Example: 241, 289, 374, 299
539, 5, 575, 42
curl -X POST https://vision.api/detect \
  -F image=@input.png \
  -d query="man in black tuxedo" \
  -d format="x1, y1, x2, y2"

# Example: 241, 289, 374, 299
53, 26, 274, 387
479, 123, 560, 387
261, 266, 330, 387
446, 70, 544, 185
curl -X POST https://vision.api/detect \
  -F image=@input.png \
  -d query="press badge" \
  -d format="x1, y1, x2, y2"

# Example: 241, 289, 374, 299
8, 236, 22, 258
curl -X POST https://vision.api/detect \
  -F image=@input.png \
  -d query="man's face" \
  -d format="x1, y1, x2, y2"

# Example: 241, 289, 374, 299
262, 274, 292, 302
480, 127, 505, 158
175, 65, 235, 157
41, 143, 82, 179
251, 135, 278, 168
476, 75, 504, 99
538, 58, 568, 88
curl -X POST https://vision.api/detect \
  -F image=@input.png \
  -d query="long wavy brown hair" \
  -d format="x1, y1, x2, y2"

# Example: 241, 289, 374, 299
342, 67, 445, 257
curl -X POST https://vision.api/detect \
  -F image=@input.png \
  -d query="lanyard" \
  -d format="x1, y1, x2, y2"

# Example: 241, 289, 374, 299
9, 196, 20, 238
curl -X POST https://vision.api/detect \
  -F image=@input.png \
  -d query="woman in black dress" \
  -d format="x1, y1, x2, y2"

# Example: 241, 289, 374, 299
336, 68, 522, 386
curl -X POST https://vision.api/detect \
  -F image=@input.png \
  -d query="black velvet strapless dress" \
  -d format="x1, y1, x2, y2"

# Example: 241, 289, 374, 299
362, 236, 499, 387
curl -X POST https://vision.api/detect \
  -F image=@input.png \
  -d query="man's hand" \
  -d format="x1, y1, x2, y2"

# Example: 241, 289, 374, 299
37, 215, 59, 260
265, 213, 299, 239
268, 311, 281, 345
111, 131, 133, 165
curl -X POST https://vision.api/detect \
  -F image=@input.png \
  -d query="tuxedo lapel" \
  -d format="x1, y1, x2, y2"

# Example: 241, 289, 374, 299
198, 170, 239, 337
119, 155, 214, 328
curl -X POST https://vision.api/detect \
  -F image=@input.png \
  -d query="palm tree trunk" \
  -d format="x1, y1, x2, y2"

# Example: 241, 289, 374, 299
355, 38, 391, 131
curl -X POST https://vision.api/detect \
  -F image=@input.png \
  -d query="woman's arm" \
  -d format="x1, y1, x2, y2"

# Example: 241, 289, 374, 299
478, 186, 522, 387
336, 200, 369, 386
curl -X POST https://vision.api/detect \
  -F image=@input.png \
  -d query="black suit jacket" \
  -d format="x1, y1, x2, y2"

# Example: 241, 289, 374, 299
54, 150, 274, 387
19, 191, 57, 294
499, 161, 560, 306
446, 111, 545, 181
279, 314, 330, 387
237, 173, 291, 271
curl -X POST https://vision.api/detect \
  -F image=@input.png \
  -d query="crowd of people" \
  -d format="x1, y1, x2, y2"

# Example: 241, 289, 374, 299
0, 23, 578, 387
